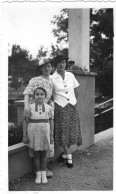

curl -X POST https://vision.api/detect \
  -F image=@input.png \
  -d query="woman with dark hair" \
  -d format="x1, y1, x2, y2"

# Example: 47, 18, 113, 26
23, 57, 54, 177
51, 54, 82, 168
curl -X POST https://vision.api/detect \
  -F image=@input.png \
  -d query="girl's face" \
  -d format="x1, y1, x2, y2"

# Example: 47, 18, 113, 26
40, 63, 52, 76
34, 88, 45, 104
57, 59, 66, 72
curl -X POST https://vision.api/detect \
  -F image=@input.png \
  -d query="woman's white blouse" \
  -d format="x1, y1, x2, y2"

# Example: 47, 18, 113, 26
51, 71, 80, 107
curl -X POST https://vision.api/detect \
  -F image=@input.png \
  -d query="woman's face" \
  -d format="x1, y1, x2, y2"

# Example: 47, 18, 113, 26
40, 63, 52, 76
56, 59, 66, 72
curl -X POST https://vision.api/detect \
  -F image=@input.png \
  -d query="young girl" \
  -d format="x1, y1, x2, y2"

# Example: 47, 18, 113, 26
23, 86, 54, 184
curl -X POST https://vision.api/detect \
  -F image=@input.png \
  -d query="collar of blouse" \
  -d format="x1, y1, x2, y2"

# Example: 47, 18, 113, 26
35, 102, 45, 113
53, 71, 70, 81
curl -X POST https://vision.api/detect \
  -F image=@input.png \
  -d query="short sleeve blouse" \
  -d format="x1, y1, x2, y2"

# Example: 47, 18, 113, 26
51, 71, 80, 107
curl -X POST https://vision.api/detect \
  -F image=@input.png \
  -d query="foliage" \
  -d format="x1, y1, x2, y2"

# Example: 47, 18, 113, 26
90, 9, 113, 97
9, 45, 38, 89
51, 9, 68, 44
95, 109, 113, 134
50, 44, 61, 58
50, 44, 68, 59
90, 8, 113, 68
8, 122, 23, 146
36, 45, 48, 58
8, 102, 17, 123
68, 64, 88, 72
96, 60, 113, 97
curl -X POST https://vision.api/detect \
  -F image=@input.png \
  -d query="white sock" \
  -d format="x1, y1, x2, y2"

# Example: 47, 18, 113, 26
41, 171, 48, 184
66, 154, 72, 164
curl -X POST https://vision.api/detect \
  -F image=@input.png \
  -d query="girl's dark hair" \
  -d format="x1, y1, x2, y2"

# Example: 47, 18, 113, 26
34, 87, 47, 98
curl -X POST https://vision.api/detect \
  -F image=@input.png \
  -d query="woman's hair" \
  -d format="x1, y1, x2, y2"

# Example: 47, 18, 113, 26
55, 59, 68, 69
53, 55, 69, 69
34, 87, 47, 98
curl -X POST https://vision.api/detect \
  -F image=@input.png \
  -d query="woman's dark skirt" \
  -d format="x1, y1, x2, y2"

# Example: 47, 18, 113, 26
54, 102, 82, 147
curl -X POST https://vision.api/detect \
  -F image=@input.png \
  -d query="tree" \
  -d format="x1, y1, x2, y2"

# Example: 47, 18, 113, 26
50, 44, 60, 58
50, 44, 68, 58
36, 45, 48, 59
90, 9, 113, 97
9, 45, 38, 89
51, 9, 68, 44
90, 9, 113, 68
50, 9, 68, 58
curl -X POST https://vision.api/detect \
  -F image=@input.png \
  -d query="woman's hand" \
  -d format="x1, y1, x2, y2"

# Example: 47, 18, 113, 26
49, 100, 54, 109
50, 134, 54, 144
23, 135, 29, 144
24, 106, 30, 118
24, 95, 30, 118
74, 87, 78, 100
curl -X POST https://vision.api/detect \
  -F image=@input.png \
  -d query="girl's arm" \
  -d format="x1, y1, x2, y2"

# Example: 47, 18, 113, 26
23, 118, 29, 144
49, 118, 54, 144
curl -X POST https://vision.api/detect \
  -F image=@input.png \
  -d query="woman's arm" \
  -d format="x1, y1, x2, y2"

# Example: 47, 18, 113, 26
23, 78, 35, 117
23, 119, 29, 144
74, 87, 79, 100
24, 95, 31, 118
49, 118, 54, 144
24, 94, 29, 107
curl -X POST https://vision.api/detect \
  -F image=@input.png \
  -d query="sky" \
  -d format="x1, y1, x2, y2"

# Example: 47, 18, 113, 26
3, 4, 64, 58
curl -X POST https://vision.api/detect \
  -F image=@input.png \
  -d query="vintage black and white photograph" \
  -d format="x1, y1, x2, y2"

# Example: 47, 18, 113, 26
3, 2, 114, 191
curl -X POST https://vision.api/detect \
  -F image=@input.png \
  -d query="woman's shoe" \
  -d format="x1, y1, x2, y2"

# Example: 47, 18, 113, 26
66, 154, 73, 168
46, 170, 54, 178
58, 153, 67, 163
35, 171, 41, 184
41, 171, 48, 184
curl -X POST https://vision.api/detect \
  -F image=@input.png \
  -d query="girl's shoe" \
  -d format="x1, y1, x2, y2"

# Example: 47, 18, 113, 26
66, 154, 73, 168
58, 153, 67, 163
35, 171, 41, 184
41, 171, 48, 184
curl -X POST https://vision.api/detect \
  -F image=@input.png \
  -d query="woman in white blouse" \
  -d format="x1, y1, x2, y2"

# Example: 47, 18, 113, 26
51, 54, 82, 168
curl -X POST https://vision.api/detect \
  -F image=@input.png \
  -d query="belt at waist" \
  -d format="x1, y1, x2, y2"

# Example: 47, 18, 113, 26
29, 119, 49, 123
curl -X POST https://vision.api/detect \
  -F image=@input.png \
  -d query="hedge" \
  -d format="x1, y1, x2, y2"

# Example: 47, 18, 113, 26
8, 122, 23, 146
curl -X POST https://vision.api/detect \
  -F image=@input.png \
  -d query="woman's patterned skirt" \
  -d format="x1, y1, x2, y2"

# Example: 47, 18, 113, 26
54, 102, 82, 147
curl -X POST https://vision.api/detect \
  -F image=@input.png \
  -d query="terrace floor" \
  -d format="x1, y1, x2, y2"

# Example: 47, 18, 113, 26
9, 128, 113, 191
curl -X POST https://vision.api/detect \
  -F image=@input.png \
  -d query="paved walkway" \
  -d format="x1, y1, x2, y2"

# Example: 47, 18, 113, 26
9, 128, 113, 191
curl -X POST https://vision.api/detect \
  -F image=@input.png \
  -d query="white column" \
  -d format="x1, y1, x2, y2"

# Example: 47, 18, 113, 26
68, 9, 90, 71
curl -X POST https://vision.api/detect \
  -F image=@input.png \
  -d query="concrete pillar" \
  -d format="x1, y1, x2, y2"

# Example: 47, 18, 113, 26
68, 9, 90, 71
